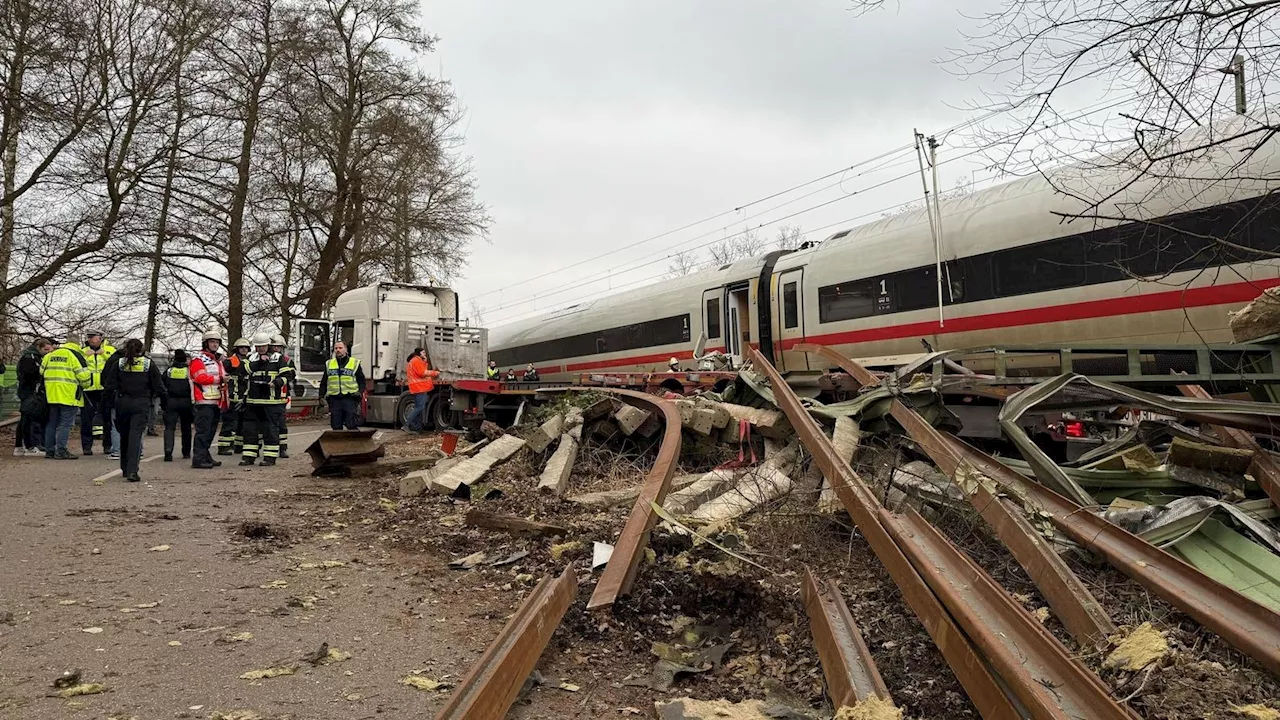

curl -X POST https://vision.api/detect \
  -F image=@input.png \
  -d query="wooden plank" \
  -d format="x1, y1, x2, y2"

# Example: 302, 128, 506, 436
463, 509, 567, 537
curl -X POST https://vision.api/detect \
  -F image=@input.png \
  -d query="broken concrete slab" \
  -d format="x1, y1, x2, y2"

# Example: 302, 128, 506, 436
662, 470, 738, 515
399, 456, 463, 497
615, 404, 651, 436
538, 434, 579, 495
720, 402, 792, 439
820, 417, 861, 513
636, 411, 664, 438
430, 434, 527, 495
580, 397, 620, 421
526, 414, 565, 454
1167, 437, 1255, 474
1230, 286, 1280, 342
694, 398, 731, 429
568, 474, 701, 509
589, 418, 620, 442
687, 444, 799, 523
565, 406, 584, 441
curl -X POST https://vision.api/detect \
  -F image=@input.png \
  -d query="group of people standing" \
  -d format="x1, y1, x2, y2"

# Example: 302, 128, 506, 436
13, 328, 298, 483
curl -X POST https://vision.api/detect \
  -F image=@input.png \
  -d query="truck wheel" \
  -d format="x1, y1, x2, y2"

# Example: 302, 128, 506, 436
431, 395, 459, 430
396, 395, 417, 430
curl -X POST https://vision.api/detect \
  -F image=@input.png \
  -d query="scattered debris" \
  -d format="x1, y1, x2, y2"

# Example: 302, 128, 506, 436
592, 542, 614, 569
834, 697, 905, 720
402, 675, 450, 692
463, 509, 567, 537
239, 666, 297, 680
1231, 704, 1280, 720
1105, 623, 1170, 671
52, 669, 82, 689
55, 682, 106, 699
148, 544, 170, 552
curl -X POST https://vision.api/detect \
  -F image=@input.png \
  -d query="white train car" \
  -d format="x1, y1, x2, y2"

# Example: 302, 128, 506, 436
491, 120, 1280, 380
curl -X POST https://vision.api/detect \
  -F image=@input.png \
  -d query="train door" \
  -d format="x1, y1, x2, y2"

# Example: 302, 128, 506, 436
774, 268, 808, 372
701, 289, 725, 355
726, 282, 751, 367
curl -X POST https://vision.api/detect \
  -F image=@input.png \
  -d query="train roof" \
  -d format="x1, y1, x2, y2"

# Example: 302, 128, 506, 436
491, 114, 1280, 345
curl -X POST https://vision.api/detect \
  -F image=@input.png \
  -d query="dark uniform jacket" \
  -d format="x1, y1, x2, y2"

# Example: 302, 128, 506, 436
163, 366, 192, 410
102, 356, 167, 413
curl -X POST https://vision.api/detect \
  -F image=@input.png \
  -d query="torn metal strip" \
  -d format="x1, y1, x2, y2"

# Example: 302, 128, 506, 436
542, 387, 683, 610
435, 567, 578, 720
751, 346, 1138, 720
801, 567, 892, 707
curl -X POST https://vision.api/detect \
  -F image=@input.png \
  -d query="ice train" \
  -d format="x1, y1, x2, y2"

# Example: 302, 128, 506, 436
490, 120, 1280, 379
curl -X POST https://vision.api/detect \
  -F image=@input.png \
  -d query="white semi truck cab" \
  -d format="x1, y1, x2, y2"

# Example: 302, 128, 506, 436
293, 282, 488, 425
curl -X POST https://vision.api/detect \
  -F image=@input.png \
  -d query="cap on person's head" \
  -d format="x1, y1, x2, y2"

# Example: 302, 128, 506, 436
86, 328, 104, 338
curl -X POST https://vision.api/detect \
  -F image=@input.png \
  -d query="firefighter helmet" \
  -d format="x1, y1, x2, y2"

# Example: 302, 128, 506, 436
233, 337, 250, 348
251, 332, 271, 346
202, 327, 222, 342
270, 333, 286, 346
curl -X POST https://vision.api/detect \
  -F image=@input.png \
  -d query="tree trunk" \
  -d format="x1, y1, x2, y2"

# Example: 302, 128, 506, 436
145, 64, 186, 349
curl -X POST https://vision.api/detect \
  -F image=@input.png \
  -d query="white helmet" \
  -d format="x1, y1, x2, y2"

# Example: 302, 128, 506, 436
202, 327, 222, 342
270, 333, 286, 346
668, 357, 679, 366
251, 332, 271, 346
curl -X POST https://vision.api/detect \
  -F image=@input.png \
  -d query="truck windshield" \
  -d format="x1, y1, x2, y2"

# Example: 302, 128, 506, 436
297, 321, 330, 373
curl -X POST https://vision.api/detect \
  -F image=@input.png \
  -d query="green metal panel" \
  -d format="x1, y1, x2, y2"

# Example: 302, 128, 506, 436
1171, 519, 1280, 613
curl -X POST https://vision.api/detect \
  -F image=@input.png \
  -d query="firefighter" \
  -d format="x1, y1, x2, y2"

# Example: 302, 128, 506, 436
102, 338, 165, 482
241, 333, 287, 466
188, 327, 227, 469
668, 357, 681, 372
79, 329, 117, 457
41, 337, 93, 459
162, 348, 194, 461
219, 338, 251, 455
269, 334, 295, 458
486, 360, 499, 380
320, 341, 365, 430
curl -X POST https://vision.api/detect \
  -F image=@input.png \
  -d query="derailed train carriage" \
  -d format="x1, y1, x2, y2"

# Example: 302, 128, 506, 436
491, 119, 1280, 386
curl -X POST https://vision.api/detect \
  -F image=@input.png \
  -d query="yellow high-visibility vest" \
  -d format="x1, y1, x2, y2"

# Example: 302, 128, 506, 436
42, 347, 92, 407
325, 356, 360, 396
83, 344, 116, 391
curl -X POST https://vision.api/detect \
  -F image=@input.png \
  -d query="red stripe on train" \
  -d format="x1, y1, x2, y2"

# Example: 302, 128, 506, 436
550, 278, 1280, 373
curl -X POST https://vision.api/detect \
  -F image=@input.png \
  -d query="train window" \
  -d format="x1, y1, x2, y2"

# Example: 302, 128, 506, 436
994, 237, 1085, 297
818, 280, 875, 323
782, 282, 798, 329
891, 266, 936, 313
706, 298, 721, 339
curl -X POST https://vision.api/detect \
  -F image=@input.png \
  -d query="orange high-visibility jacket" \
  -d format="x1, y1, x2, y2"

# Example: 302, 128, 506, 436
406, 356, 439, 394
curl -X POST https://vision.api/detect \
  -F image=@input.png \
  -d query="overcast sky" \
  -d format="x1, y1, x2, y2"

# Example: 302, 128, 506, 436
423, 0, 1006, 326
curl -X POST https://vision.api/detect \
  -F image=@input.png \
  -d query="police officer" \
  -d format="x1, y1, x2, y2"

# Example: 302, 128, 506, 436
320, 341, 365, 430
42, 337, 92, 459
269, 334, 295, 458
219, 338, 251, 455
523, 363, 540, 382
241, 333, 287, 466
162, 349, 194, 462
102, 338, 166, 482
486, 360, 499, 380
79, 329, 117, 457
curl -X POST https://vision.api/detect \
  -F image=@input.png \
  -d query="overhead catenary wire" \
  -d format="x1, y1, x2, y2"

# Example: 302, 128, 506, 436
480, 91, 1163, 325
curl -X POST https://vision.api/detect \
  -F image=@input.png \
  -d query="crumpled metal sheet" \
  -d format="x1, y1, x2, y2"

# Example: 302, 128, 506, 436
997, 373, 1280, 507
1172, 519, 1280, 613
1106, 496, 1280, 554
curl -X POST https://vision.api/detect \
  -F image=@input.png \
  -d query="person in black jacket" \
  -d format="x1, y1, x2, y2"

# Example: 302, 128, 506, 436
102, 339, 166, 482
161, 349, 193, 461
14, 338, 53, 456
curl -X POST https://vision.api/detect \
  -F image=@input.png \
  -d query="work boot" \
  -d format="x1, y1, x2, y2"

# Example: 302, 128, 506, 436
82, 448, 93, 456
239, 458, 255, 467
182, 453, 191, 460
55, 449, 79, 460
278, 450, 289, 459
126, 473, 140, 483
217, 448, 233, 456
163, 454, 173, 462
261, 458, 276, 467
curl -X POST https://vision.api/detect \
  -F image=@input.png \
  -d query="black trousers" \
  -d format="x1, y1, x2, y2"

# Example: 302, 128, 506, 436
114, 404, 147, 477
16, 410, 45, 449
276, 410, 289, 453
164, 405, 194, 458
81, 390, 112, 453
218, 406, 242, 453
192, 404, 219, 465
328, 395, 359, 430
242, 404, 283, 461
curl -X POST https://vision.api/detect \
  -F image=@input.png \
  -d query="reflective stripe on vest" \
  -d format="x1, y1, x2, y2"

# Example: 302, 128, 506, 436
42, 349, 88, 405
119, 357, 150, 373
325, 357, 360, 396
84, 345, 116, 391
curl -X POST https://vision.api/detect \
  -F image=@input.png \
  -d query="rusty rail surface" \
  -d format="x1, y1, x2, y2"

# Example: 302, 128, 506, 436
753, 346, 1138, 719
1178, 382, 1280, 509
804, 342, 1280, 674
799, 343, 1117, 648
436, 567, 578, 720
746, 347, 1018, 720
548, 387, 683, 610
801, 567, 892, 708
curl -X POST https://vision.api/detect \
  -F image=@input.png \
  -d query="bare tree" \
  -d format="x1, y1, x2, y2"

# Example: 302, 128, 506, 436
708, 228, 765, 266
774, 224, 804, 250
666, 250, 701, 278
